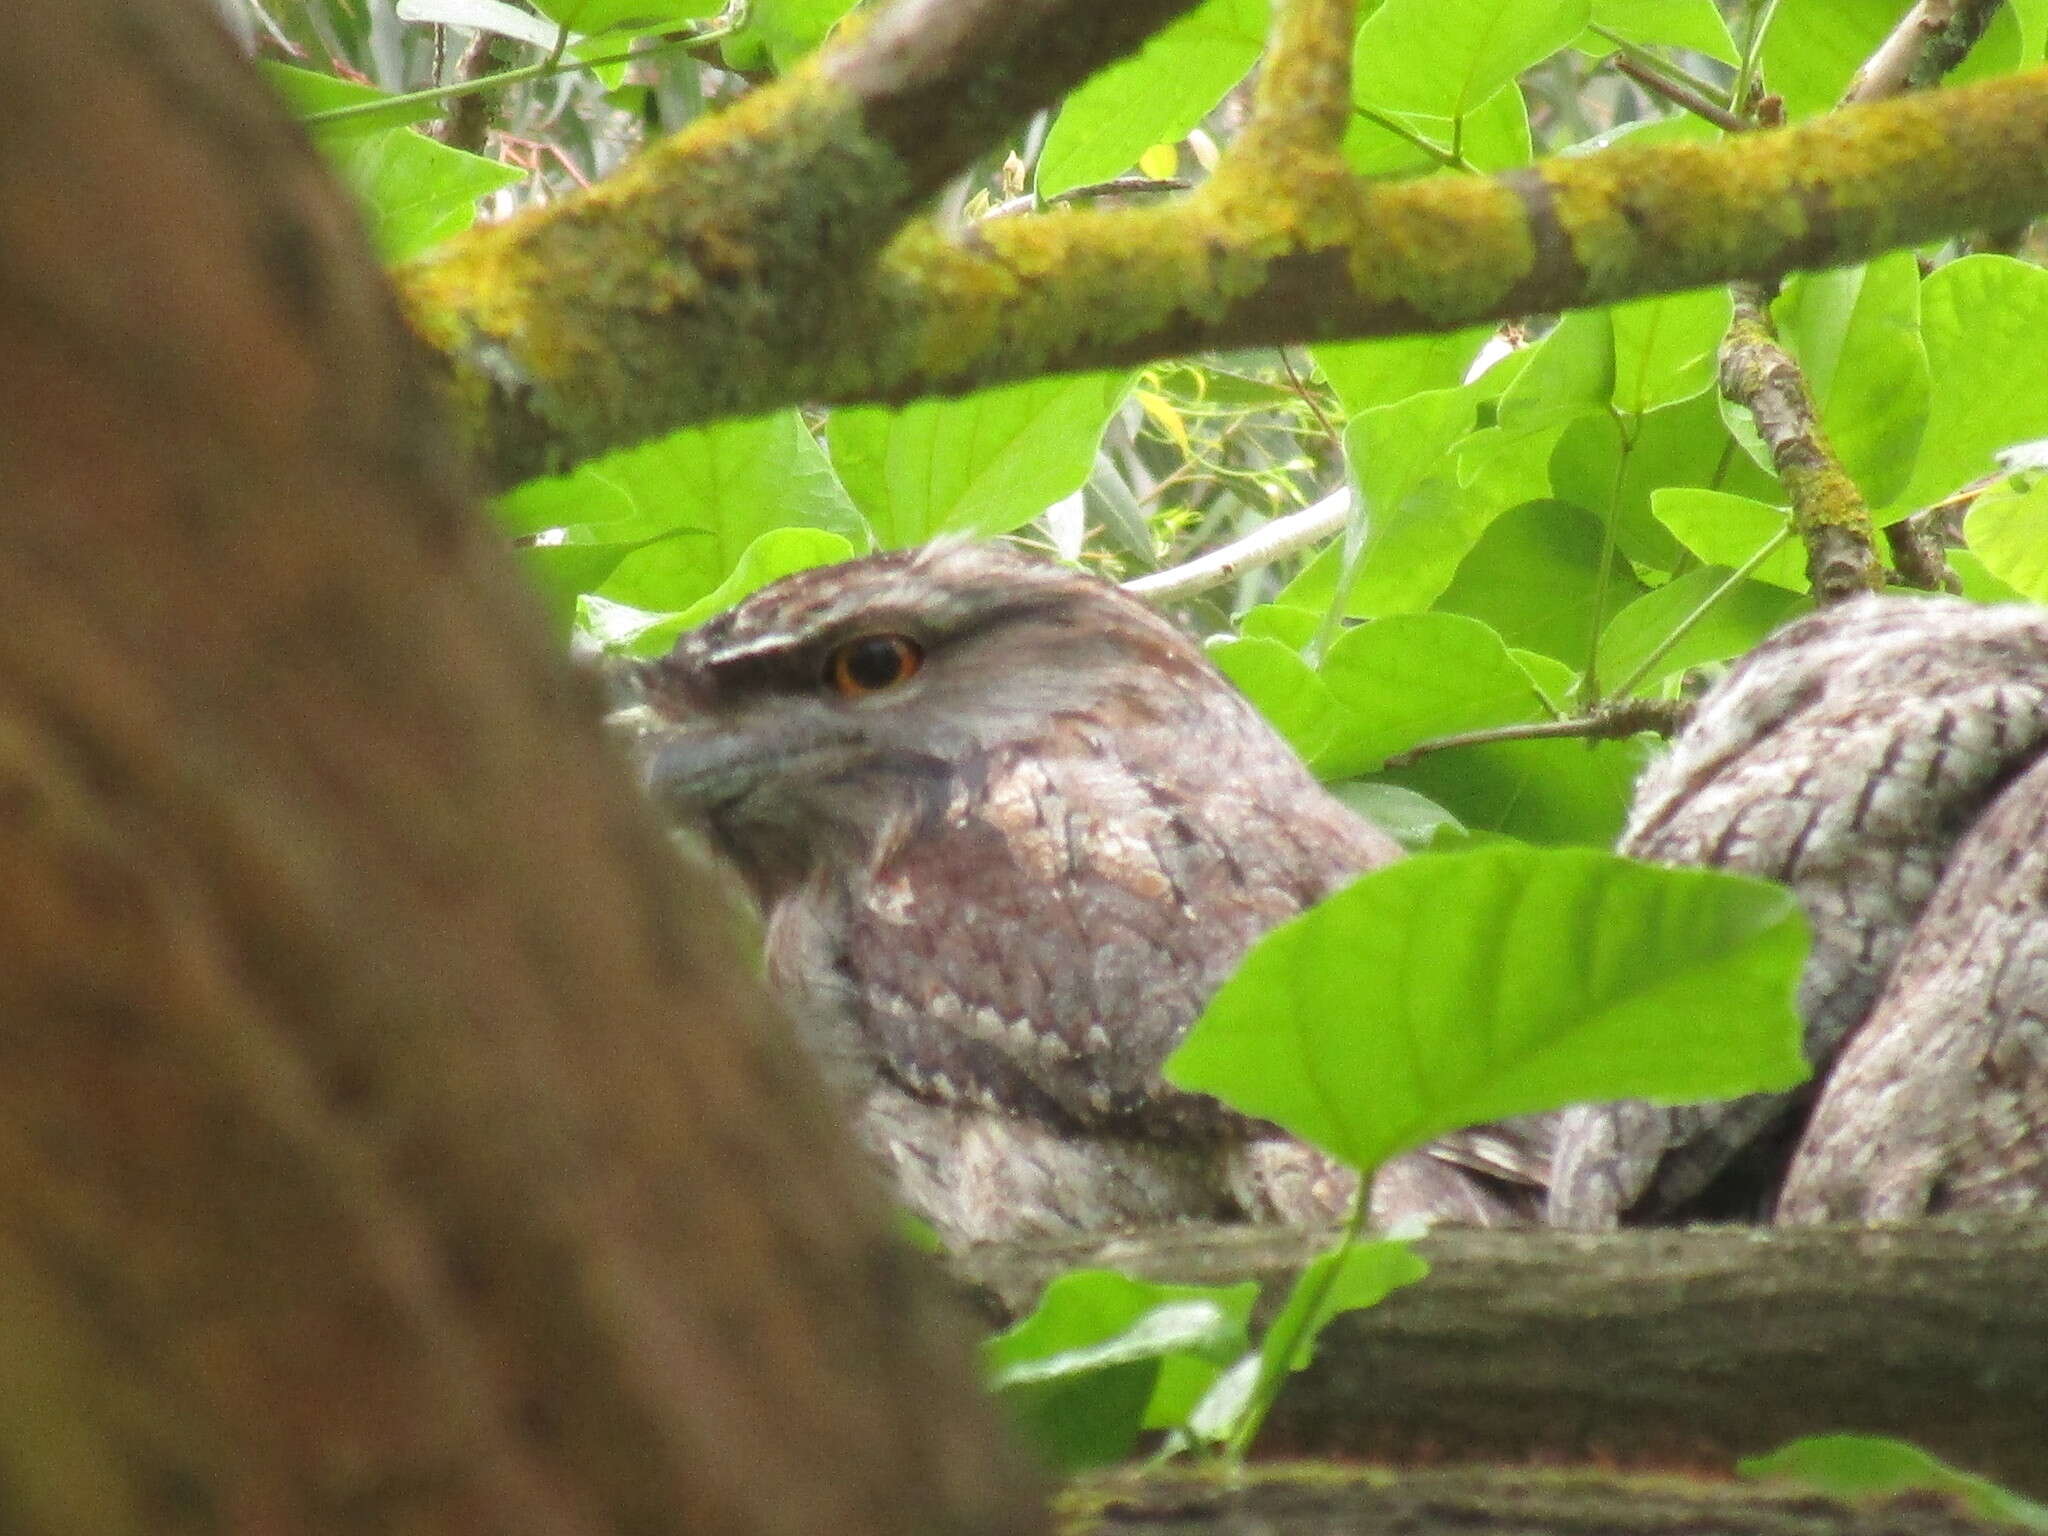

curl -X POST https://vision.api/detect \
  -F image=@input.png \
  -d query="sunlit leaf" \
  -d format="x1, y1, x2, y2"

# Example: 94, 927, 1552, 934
1166, 847, 1809, 1172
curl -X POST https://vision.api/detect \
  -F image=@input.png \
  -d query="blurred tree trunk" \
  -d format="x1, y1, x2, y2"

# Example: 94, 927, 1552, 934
0, 3, 1040, 1533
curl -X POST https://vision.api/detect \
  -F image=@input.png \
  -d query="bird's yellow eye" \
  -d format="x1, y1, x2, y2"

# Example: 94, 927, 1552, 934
825, 634, 924, 697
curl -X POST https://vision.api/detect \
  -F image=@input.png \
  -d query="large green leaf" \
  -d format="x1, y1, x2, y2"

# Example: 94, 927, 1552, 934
1210, 636, 1342, 765
580, 527, 859, 657
263, 62, 440, 132
1354, 0, 1589, 118
1379, 650, 1641, 847
1165, 847, 1810, 1173
721, 0, 859, 69
1037, 0, 1268, 196
829, 373, 1128, 547
1278, 387, 1490, 618
530, 0, 719, 36
1895, 257, 2048, 514
1772, 255, 1928, 510
1497, 310, 1613, 432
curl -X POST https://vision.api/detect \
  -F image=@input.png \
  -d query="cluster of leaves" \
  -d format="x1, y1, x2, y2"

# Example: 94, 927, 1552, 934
252, 0, 2048, 1509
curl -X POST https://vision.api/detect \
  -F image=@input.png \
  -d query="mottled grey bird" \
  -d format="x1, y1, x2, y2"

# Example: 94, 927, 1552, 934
1776, 746, 2048, 1220
631, 542, 1544, 1245
1547, 596, 2048, 1228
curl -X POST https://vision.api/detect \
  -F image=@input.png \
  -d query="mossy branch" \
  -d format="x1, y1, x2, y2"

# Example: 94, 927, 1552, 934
401, 0, 2048, 490
1717, 284, 1886, 605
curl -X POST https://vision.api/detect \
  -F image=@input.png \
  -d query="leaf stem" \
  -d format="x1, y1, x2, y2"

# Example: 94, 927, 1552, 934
1222, 1171, 1373, 1461
1606, 525, 1794, 699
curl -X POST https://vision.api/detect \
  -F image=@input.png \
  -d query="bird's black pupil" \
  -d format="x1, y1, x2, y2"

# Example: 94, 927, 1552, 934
842, 637, 905, 690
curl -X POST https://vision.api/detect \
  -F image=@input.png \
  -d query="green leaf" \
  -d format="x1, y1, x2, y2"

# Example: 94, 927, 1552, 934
1383, 728, 1642, 847
1315, 613, 1549, 777
1329, 782, 1467, 850
1165, 847, 1810, 1172
1581, 0, 1736, 62
829, 373, 1128, 547
1313, 327, 1492, 418
1497, 311, 1613, 432
1762, 0, 2022, 119
1896, 256, 2048, 514
1597, 565, 1807, 691
1966, 478, 2048, 602
318, 126, 523, 262
1378, 645, 1644, 847
1341, 81, 1533, 177
1651, 489, 1805, 591
587, 528, 859, 657
1742, 1436, 2048, 1531
497, 411, 865, 610
1038, 0, 1268, 196
1610, 286, 1731, 414
985, 1270, 1258, 1469
262, 63, 440, 132
1550, 389, 1781, 571
1279, 387, 1486, 618
531, 0, 719, 37
1211, 637, 1342, 765
523, 539, 652, 638
1772, 254, 1928, 510
724, 0, 858, 69
1354, 0, 1590, 118
1950, 549, 2027, 606
1434, 497, 1649, 664
1236, 604, 1323, 649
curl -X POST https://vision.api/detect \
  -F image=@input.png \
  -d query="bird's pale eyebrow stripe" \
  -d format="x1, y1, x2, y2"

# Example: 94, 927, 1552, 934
706, 633, 807, 667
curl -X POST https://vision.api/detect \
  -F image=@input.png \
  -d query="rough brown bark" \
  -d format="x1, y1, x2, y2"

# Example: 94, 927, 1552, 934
954, 1215, 2048, 1498
0, 4, 1039, 1533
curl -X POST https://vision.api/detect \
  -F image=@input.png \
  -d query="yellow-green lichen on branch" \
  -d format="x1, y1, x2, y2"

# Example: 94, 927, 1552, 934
401, 51, 2048, 492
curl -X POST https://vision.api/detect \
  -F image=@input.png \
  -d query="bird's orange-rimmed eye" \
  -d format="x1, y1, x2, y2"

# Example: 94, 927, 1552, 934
825, 634, 924, 697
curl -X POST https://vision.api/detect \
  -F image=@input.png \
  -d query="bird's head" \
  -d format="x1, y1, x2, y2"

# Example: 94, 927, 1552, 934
631, 542, 1244, 906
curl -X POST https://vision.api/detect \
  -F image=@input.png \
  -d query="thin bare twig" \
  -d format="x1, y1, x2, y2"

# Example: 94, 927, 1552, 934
1276, 349, 1342, 445
1123, 487, 1351, 601
1610, 50, 1751, 133
1384, 697, 1688, 769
